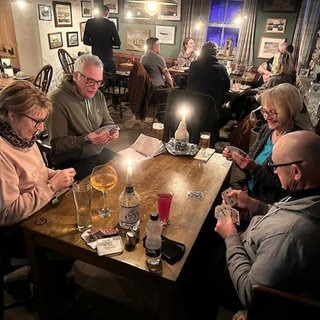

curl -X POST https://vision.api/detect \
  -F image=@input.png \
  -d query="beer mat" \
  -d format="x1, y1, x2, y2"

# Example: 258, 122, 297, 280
96, 236, 124, 256
193, 148, 215, 161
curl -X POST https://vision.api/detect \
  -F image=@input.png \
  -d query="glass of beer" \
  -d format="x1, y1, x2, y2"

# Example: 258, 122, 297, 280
199, 132, 211, 156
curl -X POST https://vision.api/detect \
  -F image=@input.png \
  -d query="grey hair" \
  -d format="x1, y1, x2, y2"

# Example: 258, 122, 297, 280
201, 41, 218, 57
74, 53, 104, 73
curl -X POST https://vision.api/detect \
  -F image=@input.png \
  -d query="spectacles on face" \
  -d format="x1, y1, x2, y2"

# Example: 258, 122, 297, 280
260, 108, 278, 118
78, 72, 104, 87
267, 160, 303, 171
21, 113, 47, 128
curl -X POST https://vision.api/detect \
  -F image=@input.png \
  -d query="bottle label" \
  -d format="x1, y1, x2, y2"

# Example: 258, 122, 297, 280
120, 204, 140, 224
146, 247, 161, 258
174, 138, 188, 151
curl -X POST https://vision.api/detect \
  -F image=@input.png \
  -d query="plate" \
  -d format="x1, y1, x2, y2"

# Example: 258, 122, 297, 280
13, 76, 30, 80
165, 138, 199, 156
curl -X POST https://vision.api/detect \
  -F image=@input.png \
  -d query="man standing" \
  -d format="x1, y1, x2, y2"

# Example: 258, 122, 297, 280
83, 5, 121, 73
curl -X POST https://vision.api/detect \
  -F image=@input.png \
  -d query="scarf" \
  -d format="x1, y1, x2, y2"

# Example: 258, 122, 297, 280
0, 120, 35, 148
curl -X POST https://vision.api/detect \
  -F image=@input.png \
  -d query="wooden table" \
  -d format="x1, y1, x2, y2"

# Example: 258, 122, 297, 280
168, 66, 189, 76
0, 76, 34, 90
21, 152, 232, 320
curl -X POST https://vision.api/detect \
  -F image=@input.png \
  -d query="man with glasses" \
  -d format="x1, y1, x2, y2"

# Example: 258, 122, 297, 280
47, 53, 119, 180
215, 130, 320, 315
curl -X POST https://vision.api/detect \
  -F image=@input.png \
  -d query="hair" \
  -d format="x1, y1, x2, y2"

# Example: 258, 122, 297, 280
100, 5, 109, 14
145, 37, 159, 50
0, 80, 52, 121
260, 83, 303, 124
273, 51, 294, 75
74, 53, 104, 73
285, 44, 294, 54
182, 37, 194, 50
200, 41, 218, 57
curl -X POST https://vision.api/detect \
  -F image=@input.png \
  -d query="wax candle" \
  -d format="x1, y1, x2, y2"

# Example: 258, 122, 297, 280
182, 110, 186, 122
126, 161, 133, 185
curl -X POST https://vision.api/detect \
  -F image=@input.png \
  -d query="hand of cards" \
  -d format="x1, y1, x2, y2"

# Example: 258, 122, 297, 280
95, 124, 120, 135
215, 204, 240, 225
228, 146, 248, 157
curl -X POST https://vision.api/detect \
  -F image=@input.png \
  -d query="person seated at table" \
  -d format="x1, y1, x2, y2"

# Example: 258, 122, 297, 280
47, 53, 119, 181
215, 130, 320, 316
177, 37, 197, 67
186, 41, 231, 128
225, 50, 296, 122
222, 83, 304, 204
0, 81, 76, 226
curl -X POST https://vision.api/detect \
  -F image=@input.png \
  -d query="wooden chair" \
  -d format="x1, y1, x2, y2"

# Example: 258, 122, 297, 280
58, 48, 74, 74
36, 130, 54, 168
32, 64, 53, 93
247, 284, 320, 320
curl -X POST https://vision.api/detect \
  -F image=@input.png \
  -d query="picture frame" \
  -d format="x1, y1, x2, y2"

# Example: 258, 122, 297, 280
265, 18, 287, 34
262, 0, 298, 12
156, 26, 175, 45
126, 27, 150, 52
48, 32, 63, 49
38, 4, 52, 21
66, 31, 79, 47
81, 1, 92, 18
104, 0, 119, 14
124, 0, 155, 24
80, 22, 86, 42
53, 1, 72, 27
257, 36, 286, 59
158, 0, 181, 21
109, 17, 118, 30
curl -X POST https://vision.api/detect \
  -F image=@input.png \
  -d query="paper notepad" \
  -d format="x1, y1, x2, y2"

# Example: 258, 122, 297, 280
129, 133, 166, 157
193, 148, 215, 162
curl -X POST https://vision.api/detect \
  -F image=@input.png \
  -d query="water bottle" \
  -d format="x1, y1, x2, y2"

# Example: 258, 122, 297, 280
145, 212, 162, 267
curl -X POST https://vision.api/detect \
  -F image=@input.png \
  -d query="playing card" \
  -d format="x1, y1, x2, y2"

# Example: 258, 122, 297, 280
221, 187, 237, 207
95, 124, 120, 135
228, 146, 248, 157
187, 191, 204, 198
215, 204, 240, 225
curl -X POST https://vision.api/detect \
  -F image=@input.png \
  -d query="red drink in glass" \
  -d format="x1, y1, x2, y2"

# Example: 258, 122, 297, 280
157, 193, 173, 226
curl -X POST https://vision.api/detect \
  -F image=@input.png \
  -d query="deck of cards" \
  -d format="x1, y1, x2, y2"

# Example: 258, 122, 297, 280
95, 124, 120, 135
228, 146, 248, 157
221, 187, 237, 207
215, 204, 240, 225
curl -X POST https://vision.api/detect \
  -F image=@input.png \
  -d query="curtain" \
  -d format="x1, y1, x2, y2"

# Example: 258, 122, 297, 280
233, 0, 257, 66
292, 0, 320, 71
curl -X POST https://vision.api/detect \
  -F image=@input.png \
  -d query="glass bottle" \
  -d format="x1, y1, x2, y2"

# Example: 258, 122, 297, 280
174, 117, 189, 153
145, 212, 162, 267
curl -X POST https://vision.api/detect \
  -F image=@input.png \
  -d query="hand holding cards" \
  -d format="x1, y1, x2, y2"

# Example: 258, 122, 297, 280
215, 204, 240, 225
95, 124, 120, 135
228, 146, 248, 157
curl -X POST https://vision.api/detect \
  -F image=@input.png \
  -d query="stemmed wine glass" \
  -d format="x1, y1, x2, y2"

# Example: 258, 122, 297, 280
90, 164, 118, 217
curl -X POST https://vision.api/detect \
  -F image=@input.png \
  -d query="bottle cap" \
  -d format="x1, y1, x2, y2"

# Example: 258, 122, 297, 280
150, 212, 158, 221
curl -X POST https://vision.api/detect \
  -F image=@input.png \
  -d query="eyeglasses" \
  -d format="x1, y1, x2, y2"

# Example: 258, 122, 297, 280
260, 108, 278, 118
78, 72, 104, 87
21, 113, 47, 127
267, 160, 303, 171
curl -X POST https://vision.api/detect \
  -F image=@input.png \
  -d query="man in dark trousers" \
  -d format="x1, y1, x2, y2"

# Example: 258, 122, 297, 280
83, 5, 121, 73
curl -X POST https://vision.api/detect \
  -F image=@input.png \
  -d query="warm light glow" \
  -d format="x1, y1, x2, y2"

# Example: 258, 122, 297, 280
145, 1, 159, 16
93, 7, 100, 17
126, 160, 133, 185
17, 0, 26, 9
195, 19, 204, 31
181, 109, 186, 122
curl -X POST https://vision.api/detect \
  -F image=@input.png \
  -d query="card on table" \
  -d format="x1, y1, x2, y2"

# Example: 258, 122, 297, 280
214, 204, 240, 225
187, 191, 204, 198
228, 146, 248, 157
221, 187, 237, 207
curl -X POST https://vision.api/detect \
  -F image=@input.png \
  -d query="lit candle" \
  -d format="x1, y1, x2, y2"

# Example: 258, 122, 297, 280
126, 161, 133, 185
182, 110, 186, 122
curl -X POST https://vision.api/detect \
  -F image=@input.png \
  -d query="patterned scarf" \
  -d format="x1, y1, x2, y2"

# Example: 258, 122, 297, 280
0, 120, 35, 148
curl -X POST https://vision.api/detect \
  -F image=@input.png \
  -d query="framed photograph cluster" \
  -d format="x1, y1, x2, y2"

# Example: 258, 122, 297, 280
48, 32, 63, 49
126, 28, 150, 52
53, 1, 72, 27
38, 4, 52, 21
258, 36, 286, 59
156, 26, 175, 45
81, 1, 92, 18
265, 18, 287, 34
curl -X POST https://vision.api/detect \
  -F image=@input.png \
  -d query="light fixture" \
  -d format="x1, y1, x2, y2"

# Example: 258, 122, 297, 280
232, 9, 248, 25
145, 1, 159, 16
195, 18, 204, 31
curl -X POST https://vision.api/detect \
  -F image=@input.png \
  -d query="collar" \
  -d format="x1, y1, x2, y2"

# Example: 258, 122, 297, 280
287, 186, 320, 201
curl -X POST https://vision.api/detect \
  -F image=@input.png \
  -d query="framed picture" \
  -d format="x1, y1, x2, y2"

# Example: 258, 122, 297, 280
104, 0, 118, 14
38, 4, 52, 21
81, 1, 92, 18
53, 1, 72, 27
262, 0, 298, 12
48, 32, 63, 49
109, 17, 118, 30
126, 27, 150, 52
257, 36, 286, 59
124, 0, 155, 24
80, 22, 86, 41
158, 0, 181, 21
156, 26, 175, 45
265, 18, 287, 34
66, 31, 79, 47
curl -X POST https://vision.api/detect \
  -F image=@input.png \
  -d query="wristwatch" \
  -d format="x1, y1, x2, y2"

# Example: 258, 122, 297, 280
46, 182, 55, 193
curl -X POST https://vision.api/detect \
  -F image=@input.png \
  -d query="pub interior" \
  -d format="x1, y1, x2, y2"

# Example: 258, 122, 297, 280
1, 0, 320, 320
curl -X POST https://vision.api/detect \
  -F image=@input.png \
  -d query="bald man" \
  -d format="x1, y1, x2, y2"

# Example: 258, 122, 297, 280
215, 130, 320, 311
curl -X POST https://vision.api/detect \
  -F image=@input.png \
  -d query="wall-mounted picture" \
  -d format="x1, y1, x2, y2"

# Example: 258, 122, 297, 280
109, 17, 118, 30
38, 4, 52, 21
126, 28, 150, 52
156, 26, 175, 45
48, 32, 63, 49
80, 22, 86, 41
66, 31, 79, 47
158, 0, 181, 21
53, 1, 72, 27
258, 36, 286, 59
124, 0, 155, 24
265, 18, 287, 34
262, 0, 298, 12
104, 0, 118, 14
81, 1, 92, 18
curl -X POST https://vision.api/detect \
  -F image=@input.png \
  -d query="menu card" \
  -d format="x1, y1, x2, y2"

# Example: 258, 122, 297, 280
193, 148, 215, 162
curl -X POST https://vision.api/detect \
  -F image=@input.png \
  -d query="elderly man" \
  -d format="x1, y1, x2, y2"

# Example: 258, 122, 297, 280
215, 130, 320, 312
47, 53, 119, 180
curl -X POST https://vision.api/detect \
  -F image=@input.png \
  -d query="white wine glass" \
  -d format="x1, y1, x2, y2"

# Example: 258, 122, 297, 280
90, 164, 118, 217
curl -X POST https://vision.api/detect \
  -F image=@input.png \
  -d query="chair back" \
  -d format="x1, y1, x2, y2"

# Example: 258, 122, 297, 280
58, 48, 74, 74
32, 64, 53, 93
36, 131, 54, 168
248, 285, 320, 320
163, 89, 220, 146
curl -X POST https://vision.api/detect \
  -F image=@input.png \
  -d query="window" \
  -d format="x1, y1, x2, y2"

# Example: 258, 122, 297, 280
207, 0, 244, 48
